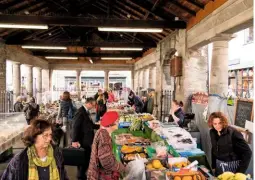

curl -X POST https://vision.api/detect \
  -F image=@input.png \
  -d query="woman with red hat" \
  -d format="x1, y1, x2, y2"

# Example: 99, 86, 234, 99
87, 111, 125, 180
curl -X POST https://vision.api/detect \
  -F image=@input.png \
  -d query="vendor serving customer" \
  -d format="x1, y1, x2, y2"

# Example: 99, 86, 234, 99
87, 111, 125, 180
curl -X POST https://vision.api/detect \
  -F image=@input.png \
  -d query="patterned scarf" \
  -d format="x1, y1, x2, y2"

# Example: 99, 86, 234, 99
27, 145, 60, 180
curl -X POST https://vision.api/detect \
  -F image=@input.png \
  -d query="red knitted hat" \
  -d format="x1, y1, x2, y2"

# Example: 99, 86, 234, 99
101, 111, 119, 127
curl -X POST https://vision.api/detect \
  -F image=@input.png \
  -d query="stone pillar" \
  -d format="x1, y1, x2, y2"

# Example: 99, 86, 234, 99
144, 68, 149, 89
12, 62, 21, 101
76, 70, 81, 100
131, 69, 135, 90
152, 66, 157, 89
104, 70, 109, 90
26, 65, 33, 97
210, 40, 230, 95
0, 44, 7, 112
36, 67, 42, 104
134, 70, 139, 92
49, 69, 53, 102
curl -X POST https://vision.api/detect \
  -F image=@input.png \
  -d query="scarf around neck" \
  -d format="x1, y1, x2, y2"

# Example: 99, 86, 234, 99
27, 144, 60, 180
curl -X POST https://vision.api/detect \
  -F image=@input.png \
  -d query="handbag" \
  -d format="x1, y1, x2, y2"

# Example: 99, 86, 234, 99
61, 147, 86, 166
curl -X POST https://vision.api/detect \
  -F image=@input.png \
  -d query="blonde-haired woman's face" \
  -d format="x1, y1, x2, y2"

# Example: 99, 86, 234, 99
212, 118, 223, 132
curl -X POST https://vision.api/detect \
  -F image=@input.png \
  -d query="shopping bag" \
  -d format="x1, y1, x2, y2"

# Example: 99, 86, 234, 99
61, 147, 86, 166
124, 154, 147, 180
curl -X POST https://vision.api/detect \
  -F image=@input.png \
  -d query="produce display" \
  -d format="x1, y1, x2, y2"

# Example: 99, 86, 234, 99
217, 172, 250, 180
115, 134, 151, 146
129, 118, 142, 131
121, 145, 144, 154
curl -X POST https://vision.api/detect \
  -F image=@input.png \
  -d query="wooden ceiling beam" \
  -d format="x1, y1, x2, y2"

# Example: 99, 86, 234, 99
167, 0, 196, 16
0, 14, 186, 29
6, 40, 156, 48
32, 51, 142, 58
186, 0, 204, 9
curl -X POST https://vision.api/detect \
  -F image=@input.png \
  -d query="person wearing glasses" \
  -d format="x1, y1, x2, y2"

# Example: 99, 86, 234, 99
87, 111, 125, 180
1, 119, 69, 180
71, 97, 100, 180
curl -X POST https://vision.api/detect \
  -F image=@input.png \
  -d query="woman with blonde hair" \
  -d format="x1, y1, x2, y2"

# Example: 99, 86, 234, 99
208, 112, 252, 176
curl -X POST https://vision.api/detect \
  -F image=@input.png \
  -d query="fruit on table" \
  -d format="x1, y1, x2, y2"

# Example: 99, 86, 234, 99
146, 163, 155, 170
172, 162, 187, 168
121, 145, 143, 154
182, 176, 192, 180
217, 172, 235, 180
174, 177, 181, 180
234, 173, 247, 180
152, 160, 163, 169
193, 175, 202, 180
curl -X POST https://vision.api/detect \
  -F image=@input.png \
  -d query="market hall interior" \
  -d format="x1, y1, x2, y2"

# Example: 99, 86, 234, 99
0, 0, 253, 179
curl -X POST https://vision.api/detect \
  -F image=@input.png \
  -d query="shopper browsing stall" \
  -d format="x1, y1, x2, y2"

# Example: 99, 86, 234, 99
72, 97, 100, 180
87, 111, 125, 180
23, 97, 40, 125
56, 91, 76, 147
208, 112, 252, 176
1, 119, 69, 180
129, 91, 144, 113
14, 96, 24, 112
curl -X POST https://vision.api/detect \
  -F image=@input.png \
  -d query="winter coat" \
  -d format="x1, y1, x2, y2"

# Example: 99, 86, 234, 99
14, 102, 23, 112
1, 146, 69, 180
133, 95, 144, 113
57, 100, 76, 121
146, 97, 154, 114
210, 126, 252, 173
23, 102, 39, 120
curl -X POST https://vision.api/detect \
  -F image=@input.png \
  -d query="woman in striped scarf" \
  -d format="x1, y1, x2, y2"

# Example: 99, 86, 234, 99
1, 119, 69, 180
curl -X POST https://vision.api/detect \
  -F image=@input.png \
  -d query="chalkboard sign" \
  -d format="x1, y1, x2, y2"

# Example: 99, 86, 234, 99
234, 99, 253, 128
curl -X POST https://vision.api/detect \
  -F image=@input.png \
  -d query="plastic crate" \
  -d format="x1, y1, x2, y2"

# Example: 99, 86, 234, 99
118, 122, 132, 128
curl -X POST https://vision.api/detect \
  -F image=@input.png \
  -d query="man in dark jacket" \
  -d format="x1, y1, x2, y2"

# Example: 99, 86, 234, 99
71, 97, 100, 180
13, 96, 23, 112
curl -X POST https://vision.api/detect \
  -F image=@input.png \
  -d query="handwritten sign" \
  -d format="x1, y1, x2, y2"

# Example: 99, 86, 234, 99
234, 99, 253, 128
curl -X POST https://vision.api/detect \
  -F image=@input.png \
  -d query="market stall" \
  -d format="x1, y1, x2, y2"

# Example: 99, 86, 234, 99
110, 110, 216, 180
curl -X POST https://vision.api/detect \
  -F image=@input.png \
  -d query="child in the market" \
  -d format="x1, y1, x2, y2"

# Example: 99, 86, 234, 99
87, 111, 125, 180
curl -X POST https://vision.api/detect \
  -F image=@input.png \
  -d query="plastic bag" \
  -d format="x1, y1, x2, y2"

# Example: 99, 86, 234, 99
124, 154, 148, 180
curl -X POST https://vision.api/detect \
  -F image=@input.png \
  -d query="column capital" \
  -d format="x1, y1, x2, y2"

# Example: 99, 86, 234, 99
209, 33, 236, 42
12, 61, 21, 65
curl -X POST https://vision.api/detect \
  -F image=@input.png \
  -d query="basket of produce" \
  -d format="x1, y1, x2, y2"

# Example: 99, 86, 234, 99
168, 157, 189, 171
145, 159, 168, 180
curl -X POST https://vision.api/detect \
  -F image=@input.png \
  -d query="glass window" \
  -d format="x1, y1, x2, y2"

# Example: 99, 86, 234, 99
244, 26, 253, 44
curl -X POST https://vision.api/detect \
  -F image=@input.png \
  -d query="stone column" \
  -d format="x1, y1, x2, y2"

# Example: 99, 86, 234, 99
26, 65, 33, 97
49, 69, 53, 102
152, 66, 157, 89
76, 70, 81, 100
134, 70, 139, 92
144, 68, 149, 89
131, 68, 134, 90
104, 70, 109, 90
0, 44, 7, 112
12, 62, 21, 101
36, 67, 42, 104
210, 36, 231, 95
